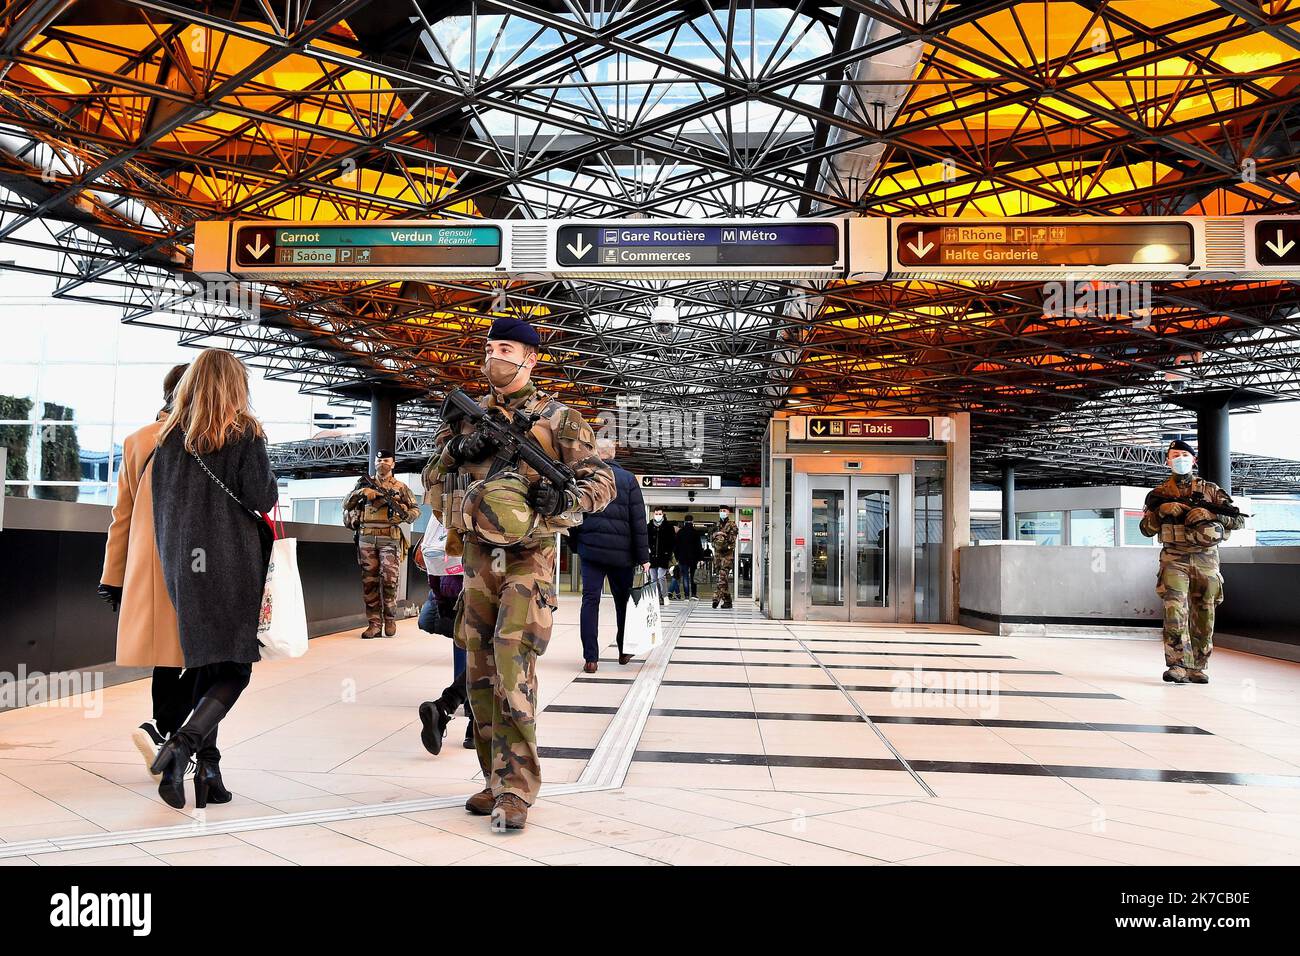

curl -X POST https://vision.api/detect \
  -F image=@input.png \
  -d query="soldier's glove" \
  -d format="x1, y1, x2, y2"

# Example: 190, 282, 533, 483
1157, 501, 1190, 520
449, 430, 502, 464
1185, 507, 1219, 529
529, 481, 575, 518
97, 584, 122, 613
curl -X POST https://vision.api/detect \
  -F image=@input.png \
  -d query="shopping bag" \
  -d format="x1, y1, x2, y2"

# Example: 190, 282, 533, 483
256, 512, 309, 660
622, 580, 662, 658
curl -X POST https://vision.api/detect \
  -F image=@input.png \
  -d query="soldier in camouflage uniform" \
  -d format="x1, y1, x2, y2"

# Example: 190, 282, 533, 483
1139, 440, 1246, 684
343, 451, 422, 639
422, 315, 614, 830
710, 505, 739, 609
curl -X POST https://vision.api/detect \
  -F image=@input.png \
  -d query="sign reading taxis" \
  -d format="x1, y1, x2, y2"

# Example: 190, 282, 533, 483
791, 416, 933, 442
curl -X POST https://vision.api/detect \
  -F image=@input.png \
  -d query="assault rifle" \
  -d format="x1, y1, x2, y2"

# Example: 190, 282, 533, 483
441, 389, 576, 496
1144, 490, 1249, 523
358, 475, 408, 520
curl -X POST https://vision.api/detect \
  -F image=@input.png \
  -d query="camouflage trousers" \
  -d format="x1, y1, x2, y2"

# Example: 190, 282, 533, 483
1155, 548, 1223, 672
713, 552, 734, 605
457, 535, 557, 805
357, 535, 401, 628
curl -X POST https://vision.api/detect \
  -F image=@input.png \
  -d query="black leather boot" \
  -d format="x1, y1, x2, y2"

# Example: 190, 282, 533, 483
151, 697, 227, 808
193, 731, 232, 808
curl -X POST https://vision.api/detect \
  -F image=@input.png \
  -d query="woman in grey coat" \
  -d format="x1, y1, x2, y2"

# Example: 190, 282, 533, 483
148, 348, 279, 810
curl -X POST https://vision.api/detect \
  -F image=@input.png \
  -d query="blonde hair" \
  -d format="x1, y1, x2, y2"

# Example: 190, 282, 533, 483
159, 349, 265, 454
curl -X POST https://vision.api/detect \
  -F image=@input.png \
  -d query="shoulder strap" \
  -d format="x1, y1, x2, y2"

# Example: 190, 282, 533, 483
136, 446, 158, 485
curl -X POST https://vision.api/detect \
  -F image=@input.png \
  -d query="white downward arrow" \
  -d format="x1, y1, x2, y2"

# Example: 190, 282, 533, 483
565, 233, 592, 259
905, 230, 934, 259
1264, 228, 1295, 258
245, 235, 270, 260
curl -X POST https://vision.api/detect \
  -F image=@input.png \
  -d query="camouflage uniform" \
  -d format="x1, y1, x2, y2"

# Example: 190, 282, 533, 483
711, 518, 739, 607
344, 474, 421, 634
1139, 474, 1244, 676
423, 382, 614, 805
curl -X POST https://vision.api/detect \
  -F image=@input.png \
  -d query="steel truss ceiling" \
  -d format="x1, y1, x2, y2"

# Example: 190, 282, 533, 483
1, 0, 1300, 488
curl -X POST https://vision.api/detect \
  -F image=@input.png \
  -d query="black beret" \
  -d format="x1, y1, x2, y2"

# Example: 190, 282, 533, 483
375, 448, 395, 459
1168, 440, 1196, 456
487, 315, 540, 348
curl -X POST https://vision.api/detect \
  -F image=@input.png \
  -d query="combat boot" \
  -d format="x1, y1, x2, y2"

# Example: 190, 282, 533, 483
721, 600, 733, 610
361, 623, 380, 640
1186, 669, 1209, 684
1162, 665, 1189, 684
465, 788, 494, 815
490, 793, 528, 831
712, 597, 719, 609
383, 619, 397, 637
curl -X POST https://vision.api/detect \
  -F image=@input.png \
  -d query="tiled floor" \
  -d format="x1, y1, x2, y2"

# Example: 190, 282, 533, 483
2, 597, 1299, 865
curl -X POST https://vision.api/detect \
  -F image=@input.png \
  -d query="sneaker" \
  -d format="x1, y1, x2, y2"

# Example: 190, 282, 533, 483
132, 722, 166, 779
418, 700, 451, 755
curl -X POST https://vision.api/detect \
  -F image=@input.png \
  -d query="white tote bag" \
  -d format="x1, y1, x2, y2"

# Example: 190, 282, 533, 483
256, 524, 309, 660
622, 579, 663, 658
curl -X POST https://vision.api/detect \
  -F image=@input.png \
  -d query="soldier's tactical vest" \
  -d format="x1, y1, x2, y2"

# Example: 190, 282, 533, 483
358, 481, 407, 539
438, 389, 580, 552
1152, 476, 1213, 549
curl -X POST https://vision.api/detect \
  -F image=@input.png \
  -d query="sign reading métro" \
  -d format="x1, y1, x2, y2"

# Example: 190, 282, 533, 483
804, 416, 932, 441
894, 220, 1193, 268
556, 222, 840, 268
233, 223, 502, 269
1255, 220, 1300, 266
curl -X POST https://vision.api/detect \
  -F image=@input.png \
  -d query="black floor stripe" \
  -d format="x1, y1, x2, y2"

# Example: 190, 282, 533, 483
544, 704, 1208, 736
645, 678, 1122, 699
661, 658, 1058, 675
676, 636, 985, 647
538, 746, 597, 760
626, 751, 1300, 788
671, 643, 987, 654
676, 649, 1017, 659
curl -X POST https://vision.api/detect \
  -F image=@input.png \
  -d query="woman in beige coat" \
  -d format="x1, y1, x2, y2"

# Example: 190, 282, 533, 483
99, 364, 196, 776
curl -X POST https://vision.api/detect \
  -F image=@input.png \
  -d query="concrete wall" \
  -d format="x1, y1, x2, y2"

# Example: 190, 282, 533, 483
0, 497, 428, 680
958, 542, 1300, 660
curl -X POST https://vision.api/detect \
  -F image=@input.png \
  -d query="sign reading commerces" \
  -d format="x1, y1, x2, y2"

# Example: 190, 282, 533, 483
232, 223, 503, 269
894, 220, 1194, 269
556, 222, 841, 269
798, 416, 933, 441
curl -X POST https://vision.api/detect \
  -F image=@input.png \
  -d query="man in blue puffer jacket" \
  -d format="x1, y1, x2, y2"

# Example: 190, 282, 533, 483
568, 439, 650, 671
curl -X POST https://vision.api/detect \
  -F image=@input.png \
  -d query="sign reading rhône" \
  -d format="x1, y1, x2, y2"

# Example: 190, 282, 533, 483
804, 416, 932, 440
894, 220, 1193, 268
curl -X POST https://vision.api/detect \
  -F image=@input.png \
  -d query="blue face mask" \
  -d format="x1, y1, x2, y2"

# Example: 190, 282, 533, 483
1171, 456, 1194, 476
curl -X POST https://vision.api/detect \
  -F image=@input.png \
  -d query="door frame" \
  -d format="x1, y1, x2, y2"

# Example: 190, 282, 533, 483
791, 472, 914, 623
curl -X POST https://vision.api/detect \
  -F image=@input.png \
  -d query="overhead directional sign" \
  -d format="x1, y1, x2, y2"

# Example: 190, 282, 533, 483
233, 222, 502, 268
894, 219, 1194, 272
1254, 219, 1300, 266
554, 221, 842, 272
791, 416, 933, 441
639, 474, 721, 490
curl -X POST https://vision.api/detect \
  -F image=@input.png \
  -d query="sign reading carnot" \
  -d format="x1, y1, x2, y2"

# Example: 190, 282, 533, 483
795, 416, 933, 441
895, 220, 1194, 269
555, 222, 841, 269
230, 222, 503, 269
